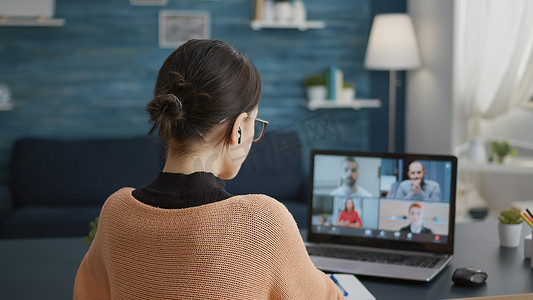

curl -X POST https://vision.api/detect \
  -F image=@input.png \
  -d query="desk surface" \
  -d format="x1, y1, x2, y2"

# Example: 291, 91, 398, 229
0, 221, 532, 299
358, 221, 533, 299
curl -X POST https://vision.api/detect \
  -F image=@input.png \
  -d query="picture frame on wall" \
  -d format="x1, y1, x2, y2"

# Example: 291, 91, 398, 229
159, 10, 211, 49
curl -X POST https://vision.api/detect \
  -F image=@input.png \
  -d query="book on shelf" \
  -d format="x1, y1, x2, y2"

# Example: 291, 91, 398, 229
327, 65, 343, 103
254, 0, 264, 21
335, 67, 344, 103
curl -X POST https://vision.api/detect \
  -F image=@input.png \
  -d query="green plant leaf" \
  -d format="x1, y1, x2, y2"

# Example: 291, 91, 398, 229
83, 216, 99, 245
304, 75, 326, 86
489, 140, 517, 163
499, 206, 523, 224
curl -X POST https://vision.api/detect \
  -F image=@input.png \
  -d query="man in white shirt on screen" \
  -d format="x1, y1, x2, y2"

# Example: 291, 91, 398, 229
331, 156, 372, 198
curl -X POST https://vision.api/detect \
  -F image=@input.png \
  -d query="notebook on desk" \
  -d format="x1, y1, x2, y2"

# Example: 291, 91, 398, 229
305, 150, 457, 282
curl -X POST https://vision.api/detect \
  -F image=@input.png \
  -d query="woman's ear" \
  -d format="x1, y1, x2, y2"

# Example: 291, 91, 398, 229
229, 112, 248, 146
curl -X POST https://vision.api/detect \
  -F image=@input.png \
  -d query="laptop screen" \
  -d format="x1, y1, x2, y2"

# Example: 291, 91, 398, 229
308, 150, 457, 254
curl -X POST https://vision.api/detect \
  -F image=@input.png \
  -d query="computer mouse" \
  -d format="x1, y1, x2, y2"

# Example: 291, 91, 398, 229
452, 267, 487, 286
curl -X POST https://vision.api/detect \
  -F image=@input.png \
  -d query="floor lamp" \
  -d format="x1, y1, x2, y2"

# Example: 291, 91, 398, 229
364, 13, 421, 153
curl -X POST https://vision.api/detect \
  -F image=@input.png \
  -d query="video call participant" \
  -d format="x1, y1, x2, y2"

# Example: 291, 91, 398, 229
395, 161, 441, 201
73, 40, 343, 299
331, 156, 372, 198
338, 198, 362, 228
400, 203, 433, 234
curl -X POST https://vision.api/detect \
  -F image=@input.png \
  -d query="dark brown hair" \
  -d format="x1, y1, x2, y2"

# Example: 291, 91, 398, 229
146, 39, 261, 149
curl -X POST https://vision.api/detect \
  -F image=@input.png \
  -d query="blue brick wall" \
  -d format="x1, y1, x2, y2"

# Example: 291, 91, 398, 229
0, 0, 406, 183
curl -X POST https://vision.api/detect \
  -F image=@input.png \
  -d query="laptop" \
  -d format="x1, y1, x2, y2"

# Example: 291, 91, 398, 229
305, 150, 457, 282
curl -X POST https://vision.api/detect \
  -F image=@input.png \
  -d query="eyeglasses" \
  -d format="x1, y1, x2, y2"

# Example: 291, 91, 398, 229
248, 116, 269, 143
218, 116, 269, 143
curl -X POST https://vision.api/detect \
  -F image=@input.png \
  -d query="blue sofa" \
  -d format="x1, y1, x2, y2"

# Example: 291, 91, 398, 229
0, 131, 308, 238
0, 136, 164, 238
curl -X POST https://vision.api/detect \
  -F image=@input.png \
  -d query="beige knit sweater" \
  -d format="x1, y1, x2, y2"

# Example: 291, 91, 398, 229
74, 188, 343, 299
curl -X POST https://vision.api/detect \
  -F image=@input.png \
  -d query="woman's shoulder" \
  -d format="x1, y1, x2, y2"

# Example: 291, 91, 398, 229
226, 194, 289, 213
103, 188, 136, 204
101, 190, 296, 229
98, 187, 137, 214
101, 188, 135, 205
224, 194, 297, 224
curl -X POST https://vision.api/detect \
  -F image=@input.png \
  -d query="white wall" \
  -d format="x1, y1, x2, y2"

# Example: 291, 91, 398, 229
407, 0, 533, 211
406, 0, 455, 155
479, 108, 533, 210
480, 108, 533, 144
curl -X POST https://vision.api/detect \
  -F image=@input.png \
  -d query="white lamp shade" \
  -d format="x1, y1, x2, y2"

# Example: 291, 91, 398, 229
364, 13, 421, 70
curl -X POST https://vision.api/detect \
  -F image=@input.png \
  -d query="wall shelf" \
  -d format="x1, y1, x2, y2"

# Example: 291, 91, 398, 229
0, 103, 14, 111
251, 20, 325, 31
458, 157, 533, 175
0, 16, 65, 26
307, 99, 381, 110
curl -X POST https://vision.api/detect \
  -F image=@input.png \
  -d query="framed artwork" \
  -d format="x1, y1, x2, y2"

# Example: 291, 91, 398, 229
130, 0, 168, 5
158, 10, 211, 49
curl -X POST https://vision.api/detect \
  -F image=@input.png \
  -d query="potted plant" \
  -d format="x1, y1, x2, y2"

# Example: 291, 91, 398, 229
498, 206, 523, 248
304, 75, 327, 103
488, 140, 517, 164
341, 82, 355, 104
83, 216, 99, 245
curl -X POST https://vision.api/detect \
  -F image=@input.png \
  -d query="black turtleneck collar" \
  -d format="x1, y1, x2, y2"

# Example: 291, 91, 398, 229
132, 172, 233, 209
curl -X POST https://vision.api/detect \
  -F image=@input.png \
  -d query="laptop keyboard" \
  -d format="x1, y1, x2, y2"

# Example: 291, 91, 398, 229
306, 245, 442, 269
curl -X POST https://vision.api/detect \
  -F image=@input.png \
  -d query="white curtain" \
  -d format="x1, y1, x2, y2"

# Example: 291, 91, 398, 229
456, 0, 533, 139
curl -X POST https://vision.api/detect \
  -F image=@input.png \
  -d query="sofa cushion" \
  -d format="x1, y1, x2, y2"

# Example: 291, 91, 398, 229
225, 130, 305, 203
10, 136, 164, 207
282, 200, 308, 228
0, 185, 13, 219
0, 205, 102, 238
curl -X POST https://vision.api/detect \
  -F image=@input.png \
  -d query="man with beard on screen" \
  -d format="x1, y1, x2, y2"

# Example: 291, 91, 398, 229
331, 156, 372, 198
396, 161, 441, 201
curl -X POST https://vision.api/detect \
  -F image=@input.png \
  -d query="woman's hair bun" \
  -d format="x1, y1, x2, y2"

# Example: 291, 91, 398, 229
148, 39, 261, 144
159, 93, 184, 118
146, 93, 186, 137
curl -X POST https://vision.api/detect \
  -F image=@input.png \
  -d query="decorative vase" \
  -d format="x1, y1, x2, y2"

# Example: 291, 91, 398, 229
292, 0, 306, 24
275, 1, 292, 24
262, 0, 275, 22
498, 223, 522, 248
0, 83, 11, 104
306, 86, 327, 102
467, 138, 487, 163
341, 87, 355, 104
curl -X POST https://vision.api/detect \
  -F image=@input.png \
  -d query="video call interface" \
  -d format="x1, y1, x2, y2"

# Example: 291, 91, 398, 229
311, 154, 453, 244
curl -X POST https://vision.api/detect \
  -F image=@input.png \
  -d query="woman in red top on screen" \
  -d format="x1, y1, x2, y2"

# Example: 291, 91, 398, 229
338, 198, 362, 228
